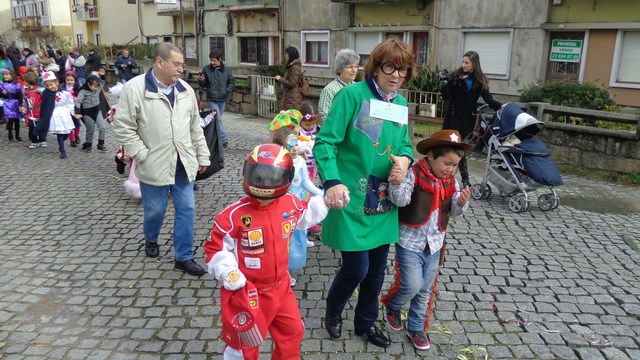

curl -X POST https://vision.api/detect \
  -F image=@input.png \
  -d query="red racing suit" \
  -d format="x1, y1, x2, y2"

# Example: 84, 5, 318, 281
205, 193, 328, 360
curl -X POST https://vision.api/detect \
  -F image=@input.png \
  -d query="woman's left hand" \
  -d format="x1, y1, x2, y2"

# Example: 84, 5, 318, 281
388, 154, 410, 184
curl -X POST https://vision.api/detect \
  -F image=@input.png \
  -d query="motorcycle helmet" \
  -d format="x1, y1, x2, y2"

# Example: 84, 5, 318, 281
243, 143, 294, 199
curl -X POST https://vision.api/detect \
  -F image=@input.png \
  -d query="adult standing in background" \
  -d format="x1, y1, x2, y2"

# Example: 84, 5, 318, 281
36, 49, 55, 70
113, 42, 211, 276
45, 45, 55, 59
115, 48, 139, 83
314, 36, 415, 349
54, 49, 67, 82
21, 48, 38, 69
67, 47, 87, 85
317, 48, 360, 126
197, 50, 235, 147
86, 48, 102, 77
275, 46, 303, 111
440, 50, 503, 187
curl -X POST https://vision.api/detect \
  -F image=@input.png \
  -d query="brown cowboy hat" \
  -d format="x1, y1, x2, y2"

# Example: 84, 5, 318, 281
416, 129, 472, 155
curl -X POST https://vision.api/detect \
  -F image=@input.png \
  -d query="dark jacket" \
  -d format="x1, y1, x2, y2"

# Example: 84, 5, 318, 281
86, 52, 102, 74
441, 74, 502, 138
277, 58, 303, 111
198, 63, 235, 103
115, 55, 139, 81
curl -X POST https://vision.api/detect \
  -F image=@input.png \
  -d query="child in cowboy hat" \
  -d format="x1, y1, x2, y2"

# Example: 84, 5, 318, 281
380, 129, 472, 351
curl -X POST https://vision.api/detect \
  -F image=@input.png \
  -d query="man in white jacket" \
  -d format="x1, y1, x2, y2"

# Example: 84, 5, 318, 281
114, 42, 211, 276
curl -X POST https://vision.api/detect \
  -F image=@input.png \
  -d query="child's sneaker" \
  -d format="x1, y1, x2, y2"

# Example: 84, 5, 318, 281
290, 277, 296, 287
308, 224, 321, 234
28, 143, 37, 149
39, 142, 47, 147
386, 308, 403, 331
407, 330, 430, 350
306, 239, 315, 247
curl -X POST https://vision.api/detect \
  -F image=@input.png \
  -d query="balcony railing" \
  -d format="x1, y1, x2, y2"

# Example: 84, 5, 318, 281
74, 5, 99, 21
157, 0, 194, 16
11, 16, 42, 31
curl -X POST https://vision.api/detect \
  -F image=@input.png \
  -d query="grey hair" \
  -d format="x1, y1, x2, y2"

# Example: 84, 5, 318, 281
334, 48, 360, 75
155, 42, 182, 60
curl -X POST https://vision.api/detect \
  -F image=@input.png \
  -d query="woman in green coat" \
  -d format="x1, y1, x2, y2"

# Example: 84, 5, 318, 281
314, 36, 415, 348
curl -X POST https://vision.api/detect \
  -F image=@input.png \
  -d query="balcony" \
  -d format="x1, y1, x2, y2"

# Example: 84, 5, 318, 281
11, 16, 42, 31
73, 4, 99, 21
156, 0, 195, 16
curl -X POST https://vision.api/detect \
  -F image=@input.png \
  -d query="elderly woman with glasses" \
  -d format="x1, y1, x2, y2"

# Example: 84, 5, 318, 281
317, 48, 360, 125
313, 36, 415, 349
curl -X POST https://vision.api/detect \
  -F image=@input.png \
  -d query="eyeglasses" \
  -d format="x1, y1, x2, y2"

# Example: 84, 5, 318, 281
343, 65, 359, 70
379, 62, 411, 78
165, 59, 185, 69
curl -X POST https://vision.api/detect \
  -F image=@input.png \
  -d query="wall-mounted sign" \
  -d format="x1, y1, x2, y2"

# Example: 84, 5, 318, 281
550, 39, 582, 63
155, 0, 177, 4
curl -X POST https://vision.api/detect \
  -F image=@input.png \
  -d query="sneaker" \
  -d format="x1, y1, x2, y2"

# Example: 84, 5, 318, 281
28, 143, 37, 149
407, 330, 430, 350
386, 308, 402, 331
60, 152, 67, 159
306, 240, 315, 247
290, 277, 296, 287
39, 142, 47, 147
308, 224, 322, 234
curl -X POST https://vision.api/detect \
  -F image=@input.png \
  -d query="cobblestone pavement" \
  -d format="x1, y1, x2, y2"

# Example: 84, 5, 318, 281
1, 112, 639, 360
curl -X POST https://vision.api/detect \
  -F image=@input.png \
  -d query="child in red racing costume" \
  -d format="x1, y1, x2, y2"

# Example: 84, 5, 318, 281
204, 143, 339, 360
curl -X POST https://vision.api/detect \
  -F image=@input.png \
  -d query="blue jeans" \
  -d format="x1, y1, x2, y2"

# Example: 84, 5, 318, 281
387, 245, 441, 332
139, 163, 196, 261
208, 101, 227, 141
325, 244, 390, 333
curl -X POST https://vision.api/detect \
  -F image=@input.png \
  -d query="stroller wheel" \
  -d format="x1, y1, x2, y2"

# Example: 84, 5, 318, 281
481, 184, 492, 199
508, 194, 528, 213
538, 193, 555, 211
471, 184, 484, 200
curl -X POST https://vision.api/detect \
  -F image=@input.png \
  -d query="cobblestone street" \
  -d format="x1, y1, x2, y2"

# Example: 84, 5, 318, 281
1, 112, 639, 359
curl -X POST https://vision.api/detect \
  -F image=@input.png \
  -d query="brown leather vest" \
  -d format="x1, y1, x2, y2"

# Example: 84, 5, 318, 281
398, 167, 453, 230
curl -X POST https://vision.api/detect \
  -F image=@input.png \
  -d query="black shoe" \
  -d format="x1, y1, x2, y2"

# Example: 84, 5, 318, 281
145, 241, 159, 258
174, 259, 206, 276
16, 137, 23, 141
97, 144, 107, 152
115, 156, 126, 174
70, 142, 77, 148
223, 140, 229, 148
324, 312, 342, 339
355, 326, 391, 348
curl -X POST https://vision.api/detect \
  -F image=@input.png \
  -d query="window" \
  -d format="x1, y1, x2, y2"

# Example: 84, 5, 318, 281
240, 37, 269, 65
128, 0, 136, 4
355, 32, 381, 66
302, 31, 329, 66
611, 31, 640, 88
462, 31, 512, 78
412, 32, 429, 68
209, 36, 225, 60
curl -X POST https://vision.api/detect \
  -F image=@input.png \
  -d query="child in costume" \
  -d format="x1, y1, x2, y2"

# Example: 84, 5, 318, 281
296, 102, 323, 236
34, 71, 75, 159
267, 108, 301, 140
1, 69, 24, 141
63, 71, 82, 147
22, 71, 43, 149
204, 143, 332, 360
272, 128, 323, 285
381, 130, 472, 351
74, 75, 110, 153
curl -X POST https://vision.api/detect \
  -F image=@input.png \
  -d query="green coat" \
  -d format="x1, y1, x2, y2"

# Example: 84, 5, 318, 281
313, 79, 413, 251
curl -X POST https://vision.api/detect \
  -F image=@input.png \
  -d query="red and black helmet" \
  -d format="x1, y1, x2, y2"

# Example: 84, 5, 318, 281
242, 143, 294, 200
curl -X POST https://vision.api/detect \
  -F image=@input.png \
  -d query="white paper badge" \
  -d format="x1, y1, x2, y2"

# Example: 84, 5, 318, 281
369, 99, 408, 125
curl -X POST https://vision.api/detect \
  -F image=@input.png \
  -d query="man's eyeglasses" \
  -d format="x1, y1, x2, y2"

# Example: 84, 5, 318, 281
379, 62, 411, 78
165, 59, 185, 69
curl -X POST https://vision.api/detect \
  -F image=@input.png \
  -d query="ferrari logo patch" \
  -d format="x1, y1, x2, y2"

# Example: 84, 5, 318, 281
241, 214, 252, 228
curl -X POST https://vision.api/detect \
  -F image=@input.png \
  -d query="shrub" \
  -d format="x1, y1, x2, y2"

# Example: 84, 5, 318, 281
404, 65, 446, 93
519, 79, 616, 110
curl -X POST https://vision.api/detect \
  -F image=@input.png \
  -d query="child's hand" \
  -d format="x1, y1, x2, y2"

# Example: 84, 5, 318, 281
222, 268, 246, 291
74, 114, 83, 119
458, 185, 471, 206
388, 154, 410, 184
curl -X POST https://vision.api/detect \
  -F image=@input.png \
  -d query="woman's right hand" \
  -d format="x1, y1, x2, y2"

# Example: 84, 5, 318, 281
275, 75, 281, 81
325, 184, 350, 209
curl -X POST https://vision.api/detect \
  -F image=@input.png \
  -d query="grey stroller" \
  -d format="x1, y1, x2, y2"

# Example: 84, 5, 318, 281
470, 103, 563, 213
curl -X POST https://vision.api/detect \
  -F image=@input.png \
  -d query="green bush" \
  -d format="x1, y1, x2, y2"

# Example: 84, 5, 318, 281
519, 79, 616, 110
404, 65, 446, 93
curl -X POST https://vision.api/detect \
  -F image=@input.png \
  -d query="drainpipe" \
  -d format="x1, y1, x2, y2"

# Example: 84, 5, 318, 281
431, 0, 439, 68
280, 0, 285, 64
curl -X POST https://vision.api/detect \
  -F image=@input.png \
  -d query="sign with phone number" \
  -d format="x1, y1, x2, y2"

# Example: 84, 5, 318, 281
550, 39, 582, 63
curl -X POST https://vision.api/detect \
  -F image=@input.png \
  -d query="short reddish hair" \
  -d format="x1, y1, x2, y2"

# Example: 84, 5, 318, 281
363, 36, 416, 83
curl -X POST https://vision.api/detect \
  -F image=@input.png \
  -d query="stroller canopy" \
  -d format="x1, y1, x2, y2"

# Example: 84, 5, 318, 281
493, 103, 545, 140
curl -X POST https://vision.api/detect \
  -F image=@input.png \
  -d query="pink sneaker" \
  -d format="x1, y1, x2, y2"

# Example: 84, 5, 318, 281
308, 224, 321, 234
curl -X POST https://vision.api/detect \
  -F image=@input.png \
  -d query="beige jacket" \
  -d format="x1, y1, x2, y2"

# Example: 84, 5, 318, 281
114, 69, 210, 186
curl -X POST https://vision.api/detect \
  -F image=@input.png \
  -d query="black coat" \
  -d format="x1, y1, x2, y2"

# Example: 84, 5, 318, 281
441, 75, 502, 138
86, 52, 101, 74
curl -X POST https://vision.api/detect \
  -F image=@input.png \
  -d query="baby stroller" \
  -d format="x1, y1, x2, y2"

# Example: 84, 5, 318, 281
470, 103, 563, 212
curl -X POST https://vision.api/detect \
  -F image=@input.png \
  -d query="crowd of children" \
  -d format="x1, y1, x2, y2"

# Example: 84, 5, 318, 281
0, 63, 111, 159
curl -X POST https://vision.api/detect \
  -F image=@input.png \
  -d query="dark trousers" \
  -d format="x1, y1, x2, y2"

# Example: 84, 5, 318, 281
6, 118, 20, 139
28, 120, 43, 143
326, 244, 390, 333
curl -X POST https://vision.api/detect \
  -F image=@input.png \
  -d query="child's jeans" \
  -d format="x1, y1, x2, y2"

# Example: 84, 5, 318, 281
386, 245, 441, 332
